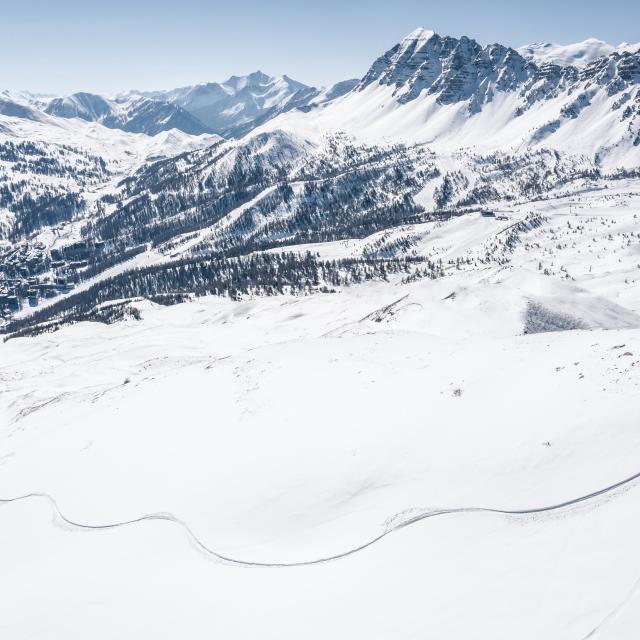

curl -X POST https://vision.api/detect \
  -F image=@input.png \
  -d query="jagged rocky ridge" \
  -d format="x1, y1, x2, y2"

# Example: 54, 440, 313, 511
358, 27, 640, 119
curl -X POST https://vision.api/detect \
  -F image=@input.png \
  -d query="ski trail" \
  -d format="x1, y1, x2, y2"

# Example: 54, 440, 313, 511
1, 467, 640, 569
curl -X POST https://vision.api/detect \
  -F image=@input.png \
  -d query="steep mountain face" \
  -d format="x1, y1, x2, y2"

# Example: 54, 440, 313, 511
45, 92, 113, 121
355, 27, 640, 116
44, 93, 213, 136
253, 28, 640, 168
358, 28, 533, 106
314, 78, 360, 102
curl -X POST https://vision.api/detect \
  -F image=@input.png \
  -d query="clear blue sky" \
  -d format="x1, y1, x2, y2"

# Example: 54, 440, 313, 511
4, 0, 639, 94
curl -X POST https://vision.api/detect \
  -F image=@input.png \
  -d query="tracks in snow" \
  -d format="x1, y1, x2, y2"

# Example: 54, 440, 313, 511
2, 468, 640, 569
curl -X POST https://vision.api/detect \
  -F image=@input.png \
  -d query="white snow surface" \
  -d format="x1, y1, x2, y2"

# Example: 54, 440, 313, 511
2, 185, 640, 639
518, 38, 640, 67
133, 71, 321, 136
253, 80, 640, 169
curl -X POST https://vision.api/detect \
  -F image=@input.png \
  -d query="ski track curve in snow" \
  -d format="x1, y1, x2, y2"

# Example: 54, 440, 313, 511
1, 468, 640, 569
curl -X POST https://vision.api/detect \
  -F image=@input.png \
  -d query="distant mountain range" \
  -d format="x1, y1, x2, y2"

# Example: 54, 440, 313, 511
3, 30, 639, 147
132, 71, 358, 137
44, 92, 211, 136
518, 38, 640, 67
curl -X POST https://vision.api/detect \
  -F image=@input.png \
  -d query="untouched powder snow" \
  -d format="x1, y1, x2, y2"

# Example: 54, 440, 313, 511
1, 282, 640, 639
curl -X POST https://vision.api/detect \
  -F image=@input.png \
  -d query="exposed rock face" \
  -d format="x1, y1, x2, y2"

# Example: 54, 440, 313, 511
359, 28, 535, 106
358, 27, 640, 119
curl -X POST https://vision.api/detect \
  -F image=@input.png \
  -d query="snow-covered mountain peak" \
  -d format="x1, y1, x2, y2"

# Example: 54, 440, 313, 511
224, 70, 272, 91
141, 71, 324, 137
30, 70, 327, 139
358, 28, 531, 106
217, 71, 310, 97
0, 95, 51, 124
518, 38, 640, 67
46, 92, 114, 121
251, 28, 639, 167
399, 26, 436, 49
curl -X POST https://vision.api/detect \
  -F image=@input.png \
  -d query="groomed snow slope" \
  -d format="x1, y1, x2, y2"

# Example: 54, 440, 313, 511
1, 188, 640, 638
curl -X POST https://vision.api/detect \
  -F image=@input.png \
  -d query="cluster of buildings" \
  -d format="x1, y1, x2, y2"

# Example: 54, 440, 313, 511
0, 239, 103, 321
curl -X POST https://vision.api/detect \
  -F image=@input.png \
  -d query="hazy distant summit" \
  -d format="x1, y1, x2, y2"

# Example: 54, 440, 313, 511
36, 72, 357, 138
